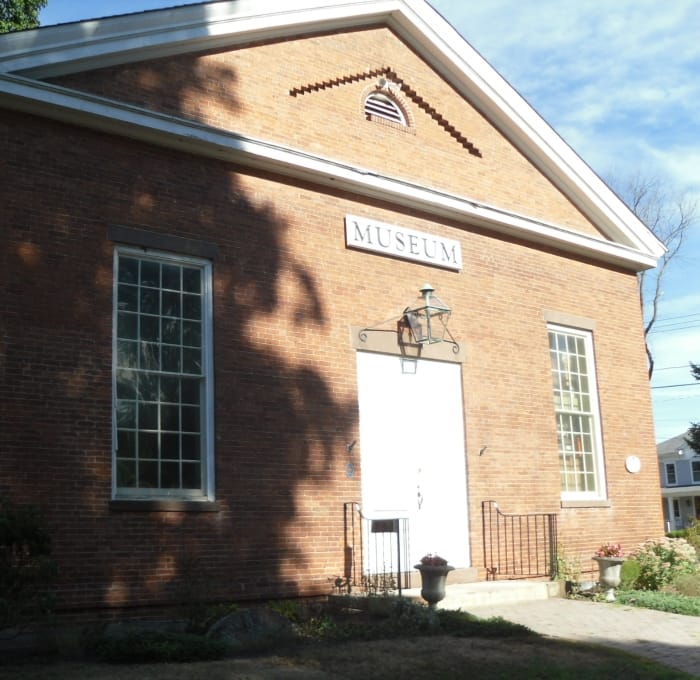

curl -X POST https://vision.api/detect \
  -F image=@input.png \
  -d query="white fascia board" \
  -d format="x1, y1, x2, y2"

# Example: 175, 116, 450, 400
0, 0, 403, 77
395, 0, 665, 259
661, 486, 700, 498
0, 73, 657, 272
0, 0, 664, 261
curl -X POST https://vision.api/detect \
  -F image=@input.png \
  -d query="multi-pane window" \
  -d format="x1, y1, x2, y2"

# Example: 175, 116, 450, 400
113, 249, 212, 499
665, 462, 677, 485
692, 460, 700, 484
549, 325, 605, 499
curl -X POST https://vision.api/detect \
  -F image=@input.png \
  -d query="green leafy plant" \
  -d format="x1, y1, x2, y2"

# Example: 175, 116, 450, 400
90, 629, 230, 663
554, 548, 581, 583
665, 529, 687, 539
269, 599, 302, 622
684, 520, 700, 557
631, 537, 698, 590
615, 589, 700, 617
362, 570, 397, 595
0, 497, 57, 634
619, 559, 641, 591
666, 571, 700, 597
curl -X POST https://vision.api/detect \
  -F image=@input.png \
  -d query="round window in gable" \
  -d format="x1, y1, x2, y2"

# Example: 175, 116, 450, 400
364, 91, 407, 126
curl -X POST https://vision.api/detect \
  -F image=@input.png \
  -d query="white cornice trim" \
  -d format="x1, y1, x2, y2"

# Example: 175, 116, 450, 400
661, 485, 700, 498
0, 0, 664, 263
0, 74, 657, 271
0, 1, 405, 77
4, 2, 667, 260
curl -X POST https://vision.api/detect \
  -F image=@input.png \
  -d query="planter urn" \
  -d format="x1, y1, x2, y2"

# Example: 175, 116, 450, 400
414, 563, 455, 607
593, 556, 624, 601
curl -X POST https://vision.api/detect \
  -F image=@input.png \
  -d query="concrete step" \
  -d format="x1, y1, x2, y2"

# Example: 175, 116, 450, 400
330, 580, 563, 614
403, 580, 563, 609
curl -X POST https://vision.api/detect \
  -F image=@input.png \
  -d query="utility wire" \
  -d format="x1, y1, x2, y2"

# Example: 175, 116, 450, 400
651, 382, 700, 390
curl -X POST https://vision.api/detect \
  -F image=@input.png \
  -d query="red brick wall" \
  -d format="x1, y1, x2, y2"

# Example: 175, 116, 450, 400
53, 27, 600, 237
0, 32, 662, 617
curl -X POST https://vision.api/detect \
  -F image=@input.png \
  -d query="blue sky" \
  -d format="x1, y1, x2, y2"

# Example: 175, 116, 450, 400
38, 1, 700, 442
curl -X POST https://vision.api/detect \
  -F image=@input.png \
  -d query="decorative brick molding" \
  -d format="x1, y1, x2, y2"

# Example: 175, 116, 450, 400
290, 66, 481, 156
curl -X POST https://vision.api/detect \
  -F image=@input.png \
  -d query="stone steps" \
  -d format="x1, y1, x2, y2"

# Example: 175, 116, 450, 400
330, 580, 563, 612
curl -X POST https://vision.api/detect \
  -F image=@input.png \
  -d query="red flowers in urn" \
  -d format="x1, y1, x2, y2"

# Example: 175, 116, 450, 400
414, 554, 454, 607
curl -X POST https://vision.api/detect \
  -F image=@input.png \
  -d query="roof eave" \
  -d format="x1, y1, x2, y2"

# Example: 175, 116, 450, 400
0, 73, 658, 273
0, 0, 665, 263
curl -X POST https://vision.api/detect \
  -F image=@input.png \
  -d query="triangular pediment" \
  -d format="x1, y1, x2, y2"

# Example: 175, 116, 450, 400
288, 66, 482, 156
0, 0, 664, 270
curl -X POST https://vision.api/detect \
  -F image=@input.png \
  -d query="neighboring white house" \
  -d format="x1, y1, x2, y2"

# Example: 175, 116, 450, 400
658, 432, 700, 531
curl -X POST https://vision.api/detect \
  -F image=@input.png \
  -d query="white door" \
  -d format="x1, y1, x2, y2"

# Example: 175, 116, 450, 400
356, 351, 470, 568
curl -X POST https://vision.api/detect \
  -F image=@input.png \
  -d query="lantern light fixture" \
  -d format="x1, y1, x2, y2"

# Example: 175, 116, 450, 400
402, 283, 452, 345
358, 284, 459, 354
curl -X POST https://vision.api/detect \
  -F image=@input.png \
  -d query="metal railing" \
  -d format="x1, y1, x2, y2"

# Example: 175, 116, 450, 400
482, 500, 557, 580
342, 502, 411, 596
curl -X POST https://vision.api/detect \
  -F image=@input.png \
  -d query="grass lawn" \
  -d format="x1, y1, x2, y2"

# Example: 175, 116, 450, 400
0, 607, 694, 680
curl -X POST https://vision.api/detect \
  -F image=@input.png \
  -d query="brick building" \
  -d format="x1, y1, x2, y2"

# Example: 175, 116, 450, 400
0, 0, 665, 621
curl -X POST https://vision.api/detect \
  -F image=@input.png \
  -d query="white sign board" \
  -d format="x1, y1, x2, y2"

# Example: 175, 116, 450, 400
345, 214, 462, 271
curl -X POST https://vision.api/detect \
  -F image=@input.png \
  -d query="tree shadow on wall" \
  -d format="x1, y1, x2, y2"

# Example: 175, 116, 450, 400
3, 30, 359, 615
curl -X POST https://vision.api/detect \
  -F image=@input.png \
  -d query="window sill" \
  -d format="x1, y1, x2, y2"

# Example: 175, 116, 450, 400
110, 499, 219, 513
560, 499, 611, 509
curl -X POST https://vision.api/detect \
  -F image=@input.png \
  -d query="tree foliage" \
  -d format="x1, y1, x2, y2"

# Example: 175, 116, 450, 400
608, 172, 698, 378
0, 0, 47, 33
0, 496, 56, 633
686, 363, 700, 454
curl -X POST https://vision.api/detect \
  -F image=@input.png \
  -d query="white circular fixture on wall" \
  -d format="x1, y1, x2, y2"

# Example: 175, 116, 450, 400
625, 455, 641, 474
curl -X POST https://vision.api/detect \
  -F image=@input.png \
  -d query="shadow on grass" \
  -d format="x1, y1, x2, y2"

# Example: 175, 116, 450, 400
0, 601, 693, 679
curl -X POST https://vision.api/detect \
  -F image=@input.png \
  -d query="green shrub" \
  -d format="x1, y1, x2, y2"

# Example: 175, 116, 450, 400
615, 590, 700, 617
268, 599, 302, 622
322, 600, 534, 642
437, 609, 534, 638
619, 559, 641, 591
91, 629, 230, 663
631, 537, 698, 590
0, 497, 57, 633
685, 521, 700, 556
665, 529, 687, 539
554, 547, 581, 583
667, 572, 700, 597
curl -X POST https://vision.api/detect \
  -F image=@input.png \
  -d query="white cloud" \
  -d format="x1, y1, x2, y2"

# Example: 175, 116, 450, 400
432, 0, 700, 441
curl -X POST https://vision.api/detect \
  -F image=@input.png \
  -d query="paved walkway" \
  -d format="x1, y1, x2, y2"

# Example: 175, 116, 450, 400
443, 593, 700, 677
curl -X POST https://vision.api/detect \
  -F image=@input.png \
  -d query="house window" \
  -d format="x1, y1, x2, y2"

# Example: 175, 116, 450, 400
692, 460, 700, 483
666, 462, 677, 485
113, 248, 213, 500
548, 325, 605, 499
673, 499, 681, 522
364, 92, 406, 125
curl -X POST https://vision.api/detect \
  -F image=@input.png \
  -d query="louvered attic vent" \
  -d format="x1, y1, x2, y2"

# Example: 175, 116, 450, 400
365, 92, 406, 125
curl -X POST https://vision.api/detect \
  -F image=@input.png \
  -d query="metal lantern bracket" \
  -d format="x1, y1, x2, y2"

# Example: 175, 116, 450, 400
358, 284, 459, 354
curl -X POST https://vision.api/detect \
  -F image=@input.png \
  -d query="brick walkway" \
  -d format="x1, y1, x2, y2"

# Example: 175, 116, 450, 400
459, 597, 700, 677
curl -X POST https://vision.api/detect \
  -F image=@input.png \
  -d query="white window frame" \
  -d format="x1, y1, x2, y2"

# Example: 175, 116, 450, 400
691, 459, 700, 484
548, 324, 606, 501
673, 499, 681, 522
111, 247, 215, 501
665, 462, 678, 486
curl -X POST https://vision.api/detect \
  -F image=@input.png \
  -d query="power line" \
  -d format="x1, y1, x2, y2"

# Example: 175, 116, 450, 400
648, 322, 700, 335
653, 312, 700, 323
645, 312, 700, 334
654, 364, 700, 371
651, 382, 700, 390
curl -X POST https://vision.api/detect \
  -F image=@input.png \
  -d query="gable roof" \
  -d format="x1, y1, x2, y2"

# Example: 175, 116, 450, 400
657, 432, 693, 457
0, 0, 665, 271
